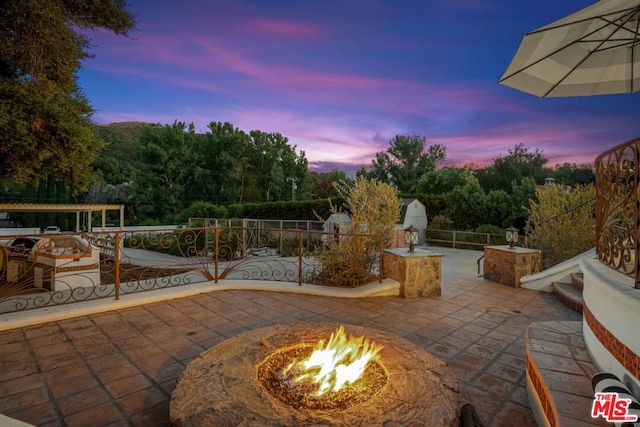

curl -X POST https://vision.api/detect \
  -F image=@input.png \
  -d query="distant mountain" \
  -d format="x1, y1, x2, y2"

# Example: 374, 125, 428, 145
93, 122, 157, 184
94, 122, 154, 156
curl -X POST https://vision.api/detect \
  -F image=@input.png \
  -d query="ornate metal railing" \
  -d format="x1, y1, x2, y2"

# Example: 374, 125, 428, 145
0, 226, 385, 312
595, 137, 640, 289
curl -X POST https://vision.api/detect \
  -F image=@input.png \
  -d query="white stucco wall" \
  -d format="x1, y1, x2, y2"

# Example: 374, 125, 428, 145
581, 257, 640, 396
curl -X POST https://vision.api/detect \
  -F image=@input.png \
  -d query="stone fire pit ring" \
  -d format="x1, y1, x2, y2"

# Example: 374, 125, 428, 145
170, 322, 460, 426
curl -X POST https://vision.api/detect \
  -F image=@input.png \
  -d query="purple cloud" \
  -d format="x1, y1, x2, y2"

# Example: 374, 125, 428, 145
81, 0, 640, 174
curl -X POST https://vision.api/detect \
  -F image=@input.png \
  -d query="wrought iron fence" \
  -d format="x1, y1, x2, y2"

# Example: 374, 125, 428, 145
0, 226, 385, 312
595, 137, 640, 289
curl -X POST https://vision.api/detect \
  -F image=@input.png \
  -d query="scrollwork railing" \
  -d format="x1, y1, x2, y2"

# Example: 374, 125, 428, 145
0, 226, 386, 312
595, 137, 640, 289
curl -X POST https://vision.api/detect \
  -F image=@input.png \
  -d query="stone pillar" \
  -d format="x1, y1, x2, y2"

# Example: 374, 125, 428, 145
383, 248, 443, 298
483, 245, 541, 288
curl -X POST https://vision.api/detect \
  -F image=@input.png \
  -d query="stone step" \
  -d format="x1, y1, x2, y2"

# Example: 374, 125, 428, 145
552, 281, 584, 314
570, 272, 584, 292
525, 321, 608, 427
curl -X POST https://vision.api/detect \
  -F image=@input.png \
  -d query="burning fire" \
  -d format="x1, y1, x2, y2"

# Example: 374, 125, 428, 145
283, 325, 383, 396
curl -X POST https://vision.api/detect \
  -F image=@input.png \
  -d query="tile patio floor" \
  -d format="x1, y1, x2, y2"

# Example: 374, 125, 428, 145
0, 248, 582, 426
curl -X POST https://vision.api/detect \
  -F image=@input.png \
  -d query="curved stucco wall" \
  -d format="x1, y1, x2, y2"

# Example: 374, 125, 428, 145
520, 248, 595, 292
581, 257, 640, 396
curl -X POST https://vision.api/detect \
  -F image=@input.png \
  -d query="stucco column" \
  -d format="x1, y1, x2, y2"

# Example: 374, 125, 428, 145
383, 248, 443, 298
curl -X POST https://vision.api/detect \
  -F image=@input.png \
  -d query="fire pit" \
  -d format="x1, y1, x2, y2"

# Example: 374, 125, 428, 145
170, 322, 460, 426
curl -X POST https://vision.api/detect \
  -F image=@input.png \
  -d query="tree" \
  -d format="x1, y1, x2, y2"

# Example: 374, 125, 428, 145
0, 0, 136, 192
93, 122, 151, 184
134, 122, 198, 220
414, 166, 475, 195
192, 122, 251, 205
510, 177, 539, 228
313, 177, 401, 287
310, 170, 349, 199
249, 130, 308, 202
476, 143, 549, 193
525, 184, 596, 268
483, 189, 513, 227
337, 177, 401, 241
443, 180, 486, 230
0, 175, 79, 228
552, 163, 595, 187
359, 135, 446, 193
192, 124, 308, 205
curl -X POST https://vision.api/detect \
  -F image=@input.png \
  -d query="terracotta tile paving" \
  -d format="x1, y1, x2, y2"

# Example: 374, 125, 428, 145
0, 248, 587, 426
493, 401, 538, 427
526, 321, 610, 427
48, 374, 100, 400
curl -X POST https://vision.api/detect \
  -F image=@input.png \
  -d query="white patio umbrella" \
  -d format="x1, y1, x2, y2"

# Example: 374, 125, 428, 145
499, 0, 640, 97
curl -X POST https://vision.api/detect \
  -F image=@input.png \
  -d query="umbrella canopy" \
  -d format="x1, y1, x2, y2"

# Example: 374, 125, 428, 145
499, 0, 640, 97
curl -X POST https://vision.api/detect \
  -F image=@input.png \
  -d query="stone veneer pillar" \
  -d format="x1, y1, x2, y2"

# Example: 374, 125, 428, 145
382, 248, 443, 298
483, 245, 541, 288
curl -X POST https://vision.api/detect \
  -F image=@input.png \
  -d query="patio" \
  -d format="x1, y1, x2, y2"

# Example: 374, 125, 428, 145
0, 247, 582, 426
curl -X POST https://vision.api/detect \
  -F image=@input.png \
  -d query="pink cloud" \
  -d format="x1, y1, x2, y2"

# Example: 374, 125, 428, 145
433, 117, 629, 168
93, 101, 625, 173
215, 108, 393, 162
82, 7, 639, 175
241, 19, 324, 38
85, 26, 520, 135
88, 28, 487, 94
94, 103, 396, 170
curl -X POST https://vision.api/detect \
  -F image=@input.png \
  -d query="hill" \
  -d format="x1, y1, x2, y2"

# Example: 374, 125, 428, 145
95, 122, 153, 157
93, 122, 156, 184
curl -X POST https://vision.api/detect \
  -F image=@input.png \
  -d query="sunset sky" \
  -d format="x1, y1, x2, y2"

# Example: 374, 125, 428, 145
78, 0, 640, 172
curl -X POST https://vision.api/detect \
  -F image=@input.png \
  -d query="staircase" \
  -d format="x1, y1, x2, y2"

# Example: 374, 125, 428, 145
526, 259, 609, 427
525, 321, 608, 427
551, 272, 584, 314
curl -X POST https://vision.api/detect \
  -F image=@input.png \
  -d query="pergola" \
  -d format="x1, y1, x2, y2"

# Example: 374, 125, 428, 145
0, 203, 124, 232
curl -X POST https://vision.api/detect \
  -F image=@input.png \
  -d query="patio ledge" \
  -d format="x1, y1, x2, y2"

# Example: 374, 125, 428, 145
0, 278, 400, 332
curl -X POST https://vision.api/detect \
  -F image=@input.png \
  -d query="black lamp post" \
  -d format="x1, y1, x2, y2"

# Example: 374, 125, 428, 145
404, 225, 419, 252
505, 226, 519, 249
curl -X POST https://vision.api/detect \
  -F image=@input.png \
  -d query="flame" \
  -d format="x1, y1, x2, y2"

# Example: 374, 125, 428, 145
283, 325, 383, 396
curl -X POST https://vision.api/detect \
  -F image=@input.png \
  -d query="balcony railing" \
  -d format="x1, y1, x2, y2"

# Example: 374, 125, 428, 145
595, 136, 640, 289
0, 226, 385, 313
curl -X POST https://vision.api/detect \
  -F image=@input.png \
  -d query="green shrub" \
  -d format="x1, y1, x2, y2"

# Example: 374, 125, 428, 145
279, 238, 300, 257
124, 228, 242, 260
227, 198, 344, 220
124, 232, 185, 257
313, 177, 400, 287
475, 224, 504, 235
309, 248, 378, 287
178, 201, 227, 224
429, 215, 453, 230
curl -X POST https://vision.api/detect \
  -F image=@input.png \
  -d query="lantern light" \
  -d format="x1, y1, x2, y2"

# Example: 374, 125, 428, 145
505, 226, 519, 249
404, 225, 419, 252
